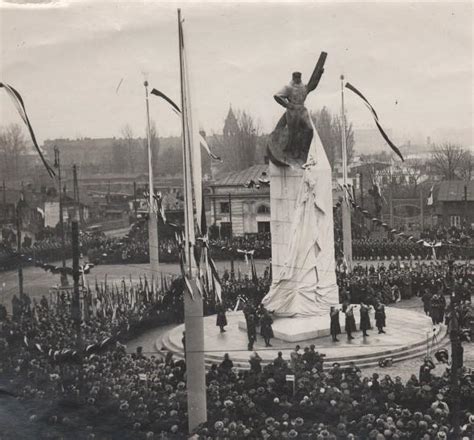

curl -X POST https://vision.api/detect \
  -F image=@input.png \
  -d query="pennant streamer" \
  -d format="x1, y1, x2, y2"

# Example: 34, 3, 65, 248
150, 88, 221, 161
0, 82, 56, 178
345, 82, 404, 162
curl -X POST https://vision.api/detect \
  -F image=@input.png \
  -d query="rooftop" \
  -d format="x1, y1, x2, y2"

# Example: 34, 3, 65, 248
437, 180, 474, 202
213, 164, 269, 186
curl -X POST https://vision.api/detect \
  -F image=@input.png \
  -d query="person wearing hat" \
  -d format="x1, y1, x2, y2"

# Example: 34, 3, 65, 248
343, 303, 357, 340
359, 302, 372, 337
215, 301, 227, 333
419, 357, 435, 384
329, 306, 341, 342
246, 312, 257, 351
260, 309, 274, 347
374, 301, 386, 334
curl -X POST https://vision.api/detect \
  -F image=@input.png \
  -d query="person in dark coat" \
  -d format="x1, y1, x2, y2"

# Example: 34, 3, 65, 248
215, 302, 227, 333
329, 306, 341, 342
430, 293, 442, 325
421, 289, 432, 316
219, 353, 233, 374
374, 301, 386, 334
249, 351, 262, 374
343, 303, 356, 340
260, 310, 274, 347
246, 312, 257, 351
359, 302, 371, 337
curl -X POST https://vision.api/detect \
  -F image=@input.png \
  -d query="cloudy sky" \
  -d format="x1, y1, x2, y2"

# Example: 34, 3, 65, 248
0, 0, 472, 147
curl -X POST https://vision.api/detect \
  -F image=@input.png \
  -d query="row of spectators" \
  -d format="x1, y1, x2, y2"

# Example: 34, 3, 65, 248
352, 238, 473, 260
2, 223, 473, 271
337, 260, 472, 305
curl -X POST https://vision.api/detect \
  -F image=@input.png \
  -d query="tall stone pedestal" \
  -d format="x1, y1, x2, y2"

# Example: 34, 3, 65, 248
262, 120, 338, 318
269, 163, 304, 274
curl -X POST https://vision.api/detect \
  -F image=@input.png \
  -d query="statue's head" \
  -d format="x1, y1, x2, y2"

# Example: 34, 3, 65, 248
292, 72, 302, 84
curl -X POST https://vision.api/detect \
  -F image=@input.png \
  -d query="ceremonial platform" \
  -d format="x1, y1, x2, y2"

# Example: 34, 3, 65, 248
158, 308, 448, 370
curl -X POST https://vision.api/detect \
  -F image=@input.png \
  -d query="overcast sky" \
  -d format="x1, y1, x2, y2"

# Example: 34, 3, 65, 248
0, 0, 472, 147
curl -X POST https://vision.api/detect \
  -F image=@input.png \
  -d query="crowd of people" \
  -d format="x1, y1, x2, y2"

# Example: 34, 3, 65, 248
0, 273, 472, 439
2, 221, 473, 272
196, 342, 473, 439
337, 260, 473, 307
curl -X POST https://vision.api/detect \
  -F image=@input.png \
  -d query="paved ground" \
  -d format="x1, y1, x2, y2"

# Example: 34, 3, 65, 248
124, 297, 474, 382
1, 259, 472, 381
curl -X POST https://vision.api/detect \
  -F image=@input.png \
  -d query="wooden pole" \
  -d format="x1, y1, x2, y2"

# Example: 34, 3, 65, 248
16, 202, 23, 297
144, 81, 160, 278
340, 75, 352, 271
54, 146, 68, 286
177, 8, 207, 433
71, 219, 81, 342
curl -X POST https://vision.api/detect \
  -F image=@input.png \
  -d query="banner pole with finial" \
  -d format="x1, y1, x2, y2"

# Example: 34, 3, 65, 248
144, 81, 160, 278
340, 74, 352, 272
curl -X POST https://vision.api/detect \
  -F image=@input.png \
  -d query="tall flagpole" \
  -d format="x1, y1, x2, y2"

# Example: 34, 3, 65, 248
177, 8, 207, 433
340, 75, 353, 272
144, 81, 160, 278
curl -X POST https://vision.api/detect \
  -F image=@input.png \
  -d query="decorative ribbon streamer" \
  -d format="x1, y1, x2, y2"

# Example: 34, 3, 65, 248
345, 82, 404, 162
0, 82, 56, 178
150, 88, 222, 161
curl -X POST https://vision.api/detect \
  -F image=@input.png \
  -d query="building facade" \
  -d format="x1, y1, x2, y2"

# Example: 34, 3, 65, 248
207, 164, 270, 237
431, 180, 474, 228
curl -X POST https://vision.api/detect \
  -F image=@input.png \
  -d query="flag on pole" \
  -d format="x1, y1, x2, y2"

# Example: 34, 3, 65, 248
427, 185, 434, 206
345, 82, 404, 161
0, 82, 55, 178
150, 88, 221, 161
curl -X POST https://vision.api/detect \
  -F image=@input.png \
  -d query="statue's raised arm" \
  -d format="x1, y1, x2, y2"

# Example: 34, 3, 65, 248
307, 51, 327, 93
269, 51, 328, 164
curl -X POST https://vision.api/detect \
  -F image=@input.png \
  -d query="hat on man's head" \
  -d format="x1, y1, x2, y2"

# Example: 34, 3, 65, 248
292, 72, 302, 78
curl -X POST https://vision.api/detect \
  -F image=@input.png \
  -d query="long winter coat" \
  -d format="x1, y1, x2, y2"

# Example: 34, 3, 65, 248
260, 314, 274, 339
330, 310, 341, 336
359, 304, 372, 331
375, 304, 386, 328
344, 305, 357, 333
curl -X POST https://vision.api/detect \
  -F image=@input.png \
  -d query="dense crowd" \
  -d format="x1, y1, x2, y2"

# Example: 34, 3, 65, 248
352, 238, 473, 260
2, 221, 473, 272
340, 260, 472, 304
195, 342, 474, 439
1, 292, 472, 439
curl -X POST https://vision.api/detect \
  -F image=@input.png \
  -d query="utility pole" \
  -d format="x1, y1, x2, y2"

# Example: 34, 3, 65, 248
54, 146, 68, 286
72, 164, 83, 224
16, 200, 23, 297
464, 184, 468, 227
228, 193, 235, 280
71, 219, 82, 348
340, 75, 352, 272
133, 181, 137, 219
2, 180, 6, 223
420, 186, 424, 230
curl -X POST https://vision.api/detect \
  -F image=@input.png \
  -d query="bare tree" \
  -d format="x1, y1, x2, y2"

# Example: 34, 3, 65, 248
430, 143, 470, 181
0, 124, 27, 182
403, 159, 427, 196
311, 107, 354, 168
459, 150, 473, 181
121, 124, 135, 173
211, 108, 260, 173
